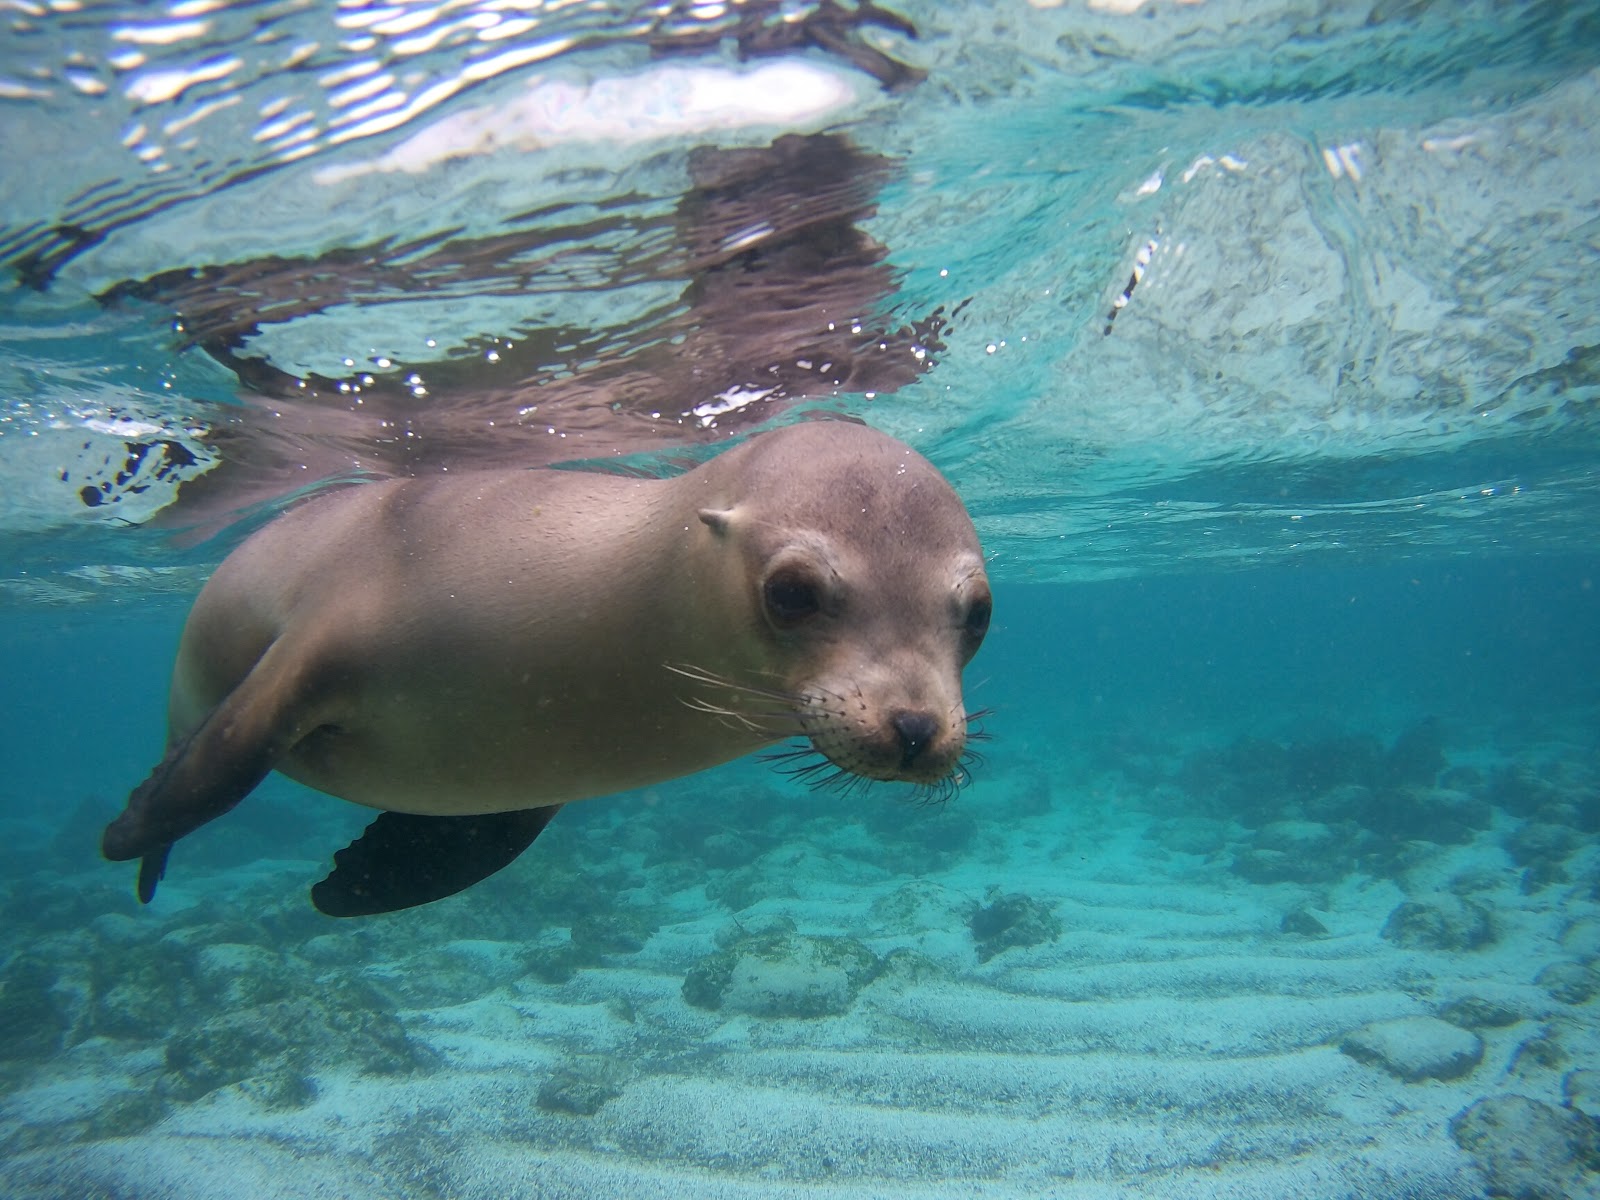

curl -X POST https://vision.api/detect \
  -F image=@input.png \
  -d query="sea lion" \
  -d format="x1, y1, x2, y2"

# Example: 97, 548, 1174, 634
101, 421, 992, 915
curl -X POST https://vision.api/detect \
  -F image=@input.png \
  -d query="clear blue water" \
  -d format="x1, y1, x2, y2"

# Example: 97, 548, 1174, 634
3, 2, 1600, 1197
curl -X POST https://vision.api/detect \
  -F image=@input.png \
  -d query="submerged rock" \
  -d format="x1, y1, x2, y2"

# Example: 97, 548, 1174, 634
87, 1088, 169, 1138
1509, 1029, 1568, 1078
1509, 821, 1579, 892
570, 911, 655, 957
1536, 960, 1600, 1005
1487, 766, 1566, 819
1149, 815, 1231, 857
192, 943, 296, 1008
1232, 820, 1359, 884
161, 980, 434, 1105
1507, 821, 1580, 867
969, 892, 1062, 963
1280, 907, 1329, 937
704, 861, 799, 912
682, 933, 879, 1018
1450, 1094, 1600, 1200
869, 880, 972, 934
0, 954, 69, 1061
1331, 785, 1489, 846
237, 1066, 320, 1111
1381, 897, 1494, 951
1559, 916, 1600, 959
713, 914, 796, 949
1340, 1015, 1483, 1082
1565, 1069, 1600, 1119
536, 1057, 628, 1116
1382, 717, 1447, 788
1287, 734, 1385, 796
1438, 995, 1523, 1030
874, 947, 949, 989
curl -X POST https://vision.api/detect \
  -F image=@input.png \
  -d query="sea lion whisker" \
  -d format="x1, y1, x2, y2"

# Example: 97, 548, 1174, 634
815, 765, 869, 796
759, 747, 828, 773
680, 699, 771, 734
772, 757, 839, 784
665, 663, 802, 706
911, 771, 962, 808
759, 743, 820, 764
760, 745, 869, 794
679, 696, 805, 731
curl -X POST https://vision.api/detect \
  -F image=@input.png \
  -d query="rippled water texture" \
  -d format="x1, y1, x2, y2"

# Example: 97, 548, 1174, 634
0, 0, 1596, 597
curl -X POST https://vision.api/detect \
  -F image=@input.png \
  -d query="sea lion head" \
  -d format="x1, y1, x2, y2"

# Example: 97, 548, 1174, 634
688, 422, 991, 796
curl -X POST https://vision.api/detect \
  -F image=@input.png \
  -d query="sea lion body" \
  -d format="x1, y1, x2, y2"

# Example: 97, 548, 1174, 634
102, 421, 991, 913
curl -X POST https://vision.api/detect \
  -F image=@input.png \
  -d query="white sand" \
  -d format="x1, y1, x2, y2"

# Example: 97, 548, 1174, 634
6, 765, 1597, 1200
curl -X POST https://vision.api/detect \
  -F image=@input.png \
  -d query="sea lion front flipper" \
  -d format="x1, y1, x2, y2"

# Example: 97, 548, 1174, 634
311, 805, 563, 917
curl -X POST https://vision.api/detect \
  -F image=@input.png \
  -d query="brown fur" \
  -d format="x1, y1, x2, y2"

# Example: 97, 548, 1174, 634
102, 421, 990, 865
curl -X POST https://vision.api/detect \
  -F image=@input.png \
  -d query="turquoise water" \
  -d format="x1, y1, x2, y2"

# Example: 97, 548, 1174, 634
4, 2, 1600, 1197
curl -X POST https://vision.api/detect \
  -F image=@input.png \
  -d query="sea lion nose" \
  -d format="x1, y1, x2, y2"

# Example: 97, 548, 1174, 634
892, 710, 940, 767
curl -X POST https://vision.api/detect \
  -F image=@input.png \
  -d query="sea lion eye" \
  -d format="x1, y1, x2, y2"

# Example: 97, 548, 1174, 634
763, 570, 822, 628
964, 591, 992, 643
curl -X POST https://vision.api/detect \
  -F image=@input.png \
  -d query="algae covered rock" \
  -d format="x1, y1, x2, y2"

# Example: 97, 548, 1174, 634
1381, 896, 1494, 951
1280, 907, 1329, 937
868, 880, 972, 934
163, 1006, 298, 1103
713, 914, 796, 949
536, 1056, 629, 1115
0, 954, 69, 1060
682, 932, 879, 1017
1340, 1015, 1483, 1082
1560, 916, 1600, 959
1438, 995, 1522, 1030
969, 891, 1062, 963
1232, 820, 1355, 884
1508, 1029, 1567, 1078
1450, 1093, 1600, 1200
1565, 1069, 1600, 1118
705, 863, 799, 912
192, 942, 295, 1008
960, 896, 1062, 966
874, 947, 949, 989
571, 911, 655, 957
162, 980, 434, 1105
1536, 959, 1600, 1005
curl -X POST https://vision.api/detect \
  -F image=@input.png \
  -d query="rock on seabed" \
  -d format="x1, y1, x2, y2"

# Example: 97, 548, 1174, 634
1340, 1016, 1484, 1082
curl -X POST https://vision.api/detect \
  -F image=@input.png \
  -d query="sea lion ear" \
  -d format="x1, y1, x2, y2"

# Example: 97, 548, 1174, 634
698, 508, 735, 535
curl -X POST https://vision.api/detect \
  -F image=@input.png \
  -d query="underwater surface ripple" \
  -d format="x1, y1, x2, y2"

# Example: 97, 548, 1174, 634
2, 2, 1600, 1199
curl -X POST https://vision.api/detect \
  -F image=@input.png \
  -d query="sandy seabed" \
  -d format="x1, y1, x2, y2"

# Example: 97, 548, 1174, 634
3, 715, 1599, 1200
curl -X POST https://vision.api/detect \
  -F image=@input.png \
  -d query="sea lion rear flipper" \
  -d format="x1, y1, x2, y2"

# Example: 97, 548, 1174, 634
137, 845, 172, 904
102, 635, 330, 901
311, 805, 563, 917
